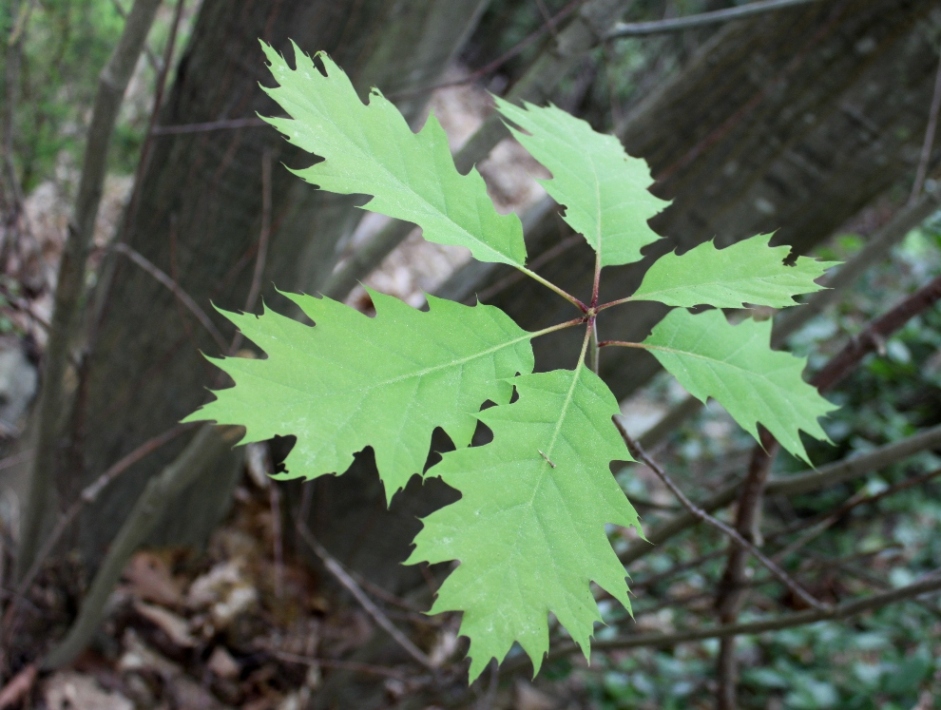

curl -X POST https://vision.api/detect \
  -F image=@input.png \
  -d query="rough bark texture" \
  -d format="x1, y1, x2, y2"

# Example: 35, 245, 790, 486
448, 0, 941, 399
72, 0, 489, 565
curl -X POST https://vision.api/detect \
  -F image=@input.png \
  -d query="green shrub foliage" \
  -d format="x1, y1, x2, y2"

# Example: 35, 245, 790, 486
185, 42, 837, 680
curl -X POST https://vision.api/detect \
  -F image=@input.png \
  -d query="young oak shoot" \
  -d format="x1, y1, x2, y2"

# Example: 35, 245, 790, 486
185, 42, 838, 681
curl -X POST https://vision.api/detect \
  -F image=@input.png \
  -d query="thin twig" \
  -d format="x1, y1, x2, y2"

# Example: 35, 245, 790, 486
150, 116, 268, 136
772, 467, 941, 564
501, 569, 941, 673
605, 0, 823, 39
385, 0, 585, 103
229, 148, 272, 351
6, 0, 38, 47
43, 425, 240, 669
714, 429, 776, 708
614, 419, 827, 611
90, 0, 192, 345
534, 0, 562, 42
295, 522, 434, 671
713, 272, 941, 706
812, 274, 941, 391
109, 0, 162, 73
621, 422, 941, 566
1, 425, 190, 642
2, 0, 25, 217
258, 645, 418, 681
269, 484, 284, 602
113, 243, 227, 351
16, 0, 163, 584
244, 148, 272, 316
910, 48, 941, 203
123, 0, 185, 233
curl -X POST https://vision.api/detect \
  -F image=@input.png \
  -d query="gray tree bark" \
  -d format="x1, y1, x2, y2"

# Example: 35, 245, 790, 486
71, 0, 490, 565
444, 0, 941, 399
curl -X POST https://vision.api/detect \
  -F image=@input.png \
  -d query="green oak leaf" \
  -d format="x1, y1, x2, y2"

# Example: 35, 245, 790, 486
495, 97, 667, 267
643, 309, 836, 462
258, 41, 527, 268
184, 290, 534, 501
407, 365, 641, 681
633, 233, 839, 308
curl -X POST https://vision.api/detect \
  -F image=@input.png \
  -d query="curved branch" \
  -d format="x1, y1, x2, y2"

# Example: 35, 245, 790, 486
605, 0, 823, 40
501, 570, 941, 673
620, 422, 941, 565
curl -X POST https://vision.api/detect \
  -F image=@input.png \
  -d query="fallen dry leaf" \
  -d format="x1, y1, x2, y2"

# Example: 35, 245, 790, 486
134, 600, 197, 648
124, 552, 182, 607
187, 560, 259, 631
118, 628, 182, 677
43, 671, 133, 710
207, 646, 241, 680
167, 674, 227, 710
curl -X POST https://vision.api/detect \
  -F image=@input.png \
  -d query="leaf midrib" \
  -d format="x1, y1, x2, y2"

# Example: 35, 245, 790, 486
289, 85, 521, 267
635, 274, 809, 303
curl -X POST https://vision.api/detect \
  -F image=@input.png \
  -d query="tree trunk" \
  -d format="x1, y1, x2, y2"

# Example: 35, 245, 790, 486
71, 0, 489, 565
446, 0, 941, 399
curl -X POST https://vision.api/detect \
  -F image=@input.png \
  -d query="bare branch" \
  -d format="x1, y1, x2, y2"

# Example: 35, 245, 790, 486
501, 570, 941, 673
150, 116, 267, 136
113, 243, 228, 351
255, 644, 418, 680
620, 422, 941, 565
812, 274, 941, 391
910, 48, 941, 203
605, 0, 823, 40
17, 0, 163, 584
243, 149, 273, 317
295, 522, 434, 671
2, 425, 190, 643
713, 427, 777, 708
615, 419, 826, 611
43, 425, 240, 669
109, 0, 162, 73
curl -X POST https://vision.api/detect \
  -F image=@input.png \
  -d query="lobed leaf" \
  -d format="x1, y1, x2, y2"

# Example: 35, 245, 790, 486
632, 234, 839, 308
495, 97, 667, 267
642, 309, 836, 462
259, 41, 527, 267
408, 365, 640, 681
184, 291, 534, 501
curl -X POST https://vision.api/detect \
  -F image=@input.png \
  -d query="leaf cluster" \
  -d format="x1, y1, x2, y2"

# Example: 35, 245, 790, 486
185, 42, 837, 680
